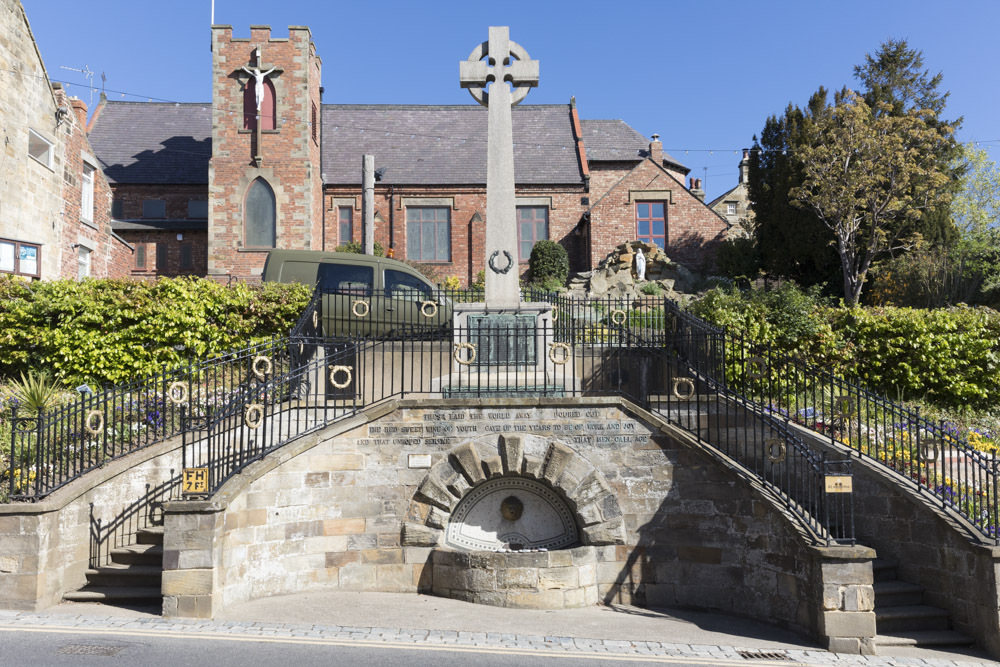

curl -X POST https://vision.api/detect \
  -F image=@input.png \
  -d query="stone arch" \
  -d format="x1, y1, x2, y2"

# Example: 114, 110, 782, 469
401, 434, 625, 548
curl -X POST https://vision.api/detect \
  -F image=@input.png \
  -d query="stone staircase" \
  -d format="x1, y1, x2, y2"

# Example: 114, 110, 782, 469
873, 558, 974, 648
63, 526, 163, 606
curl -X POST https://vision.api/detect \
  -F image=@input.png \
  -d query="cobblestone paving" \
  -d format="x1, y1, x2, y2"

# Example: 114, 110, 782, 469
0, 610, 995, 666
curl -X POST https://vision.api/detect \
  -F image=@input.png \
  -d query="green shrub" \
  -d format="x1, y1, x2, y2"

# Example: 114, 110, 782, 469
335, 240, 386, 257
528, 240, 569, 287
689, 283, 1000, 409
0, 276, 311, 386
640, 282, 662, 296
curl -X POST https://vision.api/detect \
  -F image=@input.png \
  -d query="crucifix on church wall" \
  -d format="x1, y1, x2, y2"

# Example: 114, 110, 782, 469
235, 47, 282, 165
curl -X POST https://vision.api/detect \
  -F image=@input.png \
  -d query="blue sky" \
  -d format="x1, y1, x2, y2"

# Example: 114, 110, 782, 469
25, 0, 1000, 201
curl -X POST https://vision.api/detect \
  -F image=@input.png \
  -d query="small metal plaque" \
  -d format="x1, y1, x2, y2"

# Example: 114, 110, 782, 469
824, 476, 853, 493
182, 468, 209, 494
408, 454, 432, 469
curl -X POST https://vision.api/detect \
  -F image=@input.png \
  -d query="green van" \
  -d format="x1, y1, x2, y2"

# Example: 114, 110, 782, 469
262, 250, 452, 338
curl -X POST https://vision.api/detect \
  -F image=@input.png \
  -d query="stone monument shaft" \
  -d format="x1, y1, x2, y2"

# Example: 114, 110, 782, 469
460, 27, 538, 308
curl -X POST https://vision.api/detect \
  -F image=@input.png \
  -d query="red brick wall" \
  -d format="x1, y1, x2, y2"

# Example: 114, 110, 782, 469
110, 184, 209, 220
54, 89, 131, 279
324, 185, 588, 286
208, 26, 323, 281
587, 159, 727, 272
114, 229, 209, 278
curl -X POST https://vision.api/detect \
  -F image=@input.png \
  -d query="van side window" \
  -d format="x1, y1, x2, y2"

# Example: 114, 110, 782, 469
384, 269, 432, 302
318, 263, 373, 296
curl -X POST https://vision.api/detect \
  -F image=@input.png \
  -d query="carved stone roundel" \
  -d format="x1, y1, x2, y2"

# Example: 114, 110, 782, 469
445, 477, 578, 551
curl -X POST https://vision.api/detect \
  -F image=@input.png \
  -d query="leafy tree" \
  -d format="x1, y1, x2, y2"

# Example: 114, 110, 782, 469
854, 39, 962, 247
747, 40, 960, 294
790, 92, 953, 304
950, 143, 1000, 297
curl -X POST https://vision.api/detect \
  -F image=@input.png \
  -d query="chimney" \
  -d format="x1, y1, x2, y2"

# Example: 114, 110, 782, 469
739, 148, 750, 184
690, 177, 705, 202
649, 133, 663, 164
70, 98, 88, 128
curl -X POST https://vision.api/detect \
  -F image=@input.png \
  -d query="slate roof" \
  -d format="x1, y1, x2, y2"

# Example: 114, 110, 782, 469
321, 104, 583, 186
88, 102, 680, 186
581, 119, 687, 173
88, 102, 212, 184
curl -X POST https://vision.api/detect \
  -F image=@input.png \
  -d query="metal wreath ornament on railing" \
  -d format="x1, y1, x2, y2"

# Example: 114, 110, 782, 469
84, 409, 104, 436
610, 309, 627, 326
329, 365, 353, 389
244, 403, 264, 430
766, 438, 787, 464
548, 342, 570, 365
167, 381, 189, 406
746, 356, 767, 380
352, 300, 370, 318
420, 301, 438, 318
252, 355, 273, 381
453, 342, 477, 365
672, 377, 695, 400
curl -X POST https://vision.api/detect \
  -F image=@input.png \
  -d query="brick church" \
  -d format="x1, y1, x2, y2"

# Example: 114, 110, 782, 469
80, 25, 729, 285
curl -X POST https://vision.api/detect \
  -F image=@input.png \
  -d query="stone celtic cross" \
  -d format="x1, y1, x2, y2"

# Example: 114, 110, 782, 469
460, 27, 539, 308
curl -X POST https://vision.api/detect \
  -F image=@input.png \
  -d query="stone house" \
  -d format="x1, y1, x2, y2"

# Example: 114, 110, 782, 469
83, 24, 728, 284
708, 148, 753, 235
0, 0, 132, 281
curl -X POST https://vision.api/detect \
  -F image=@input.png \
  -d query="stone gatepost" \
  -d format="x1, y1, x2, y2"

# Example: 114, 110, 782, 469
812, 544, 877, 654
161, 500, 225, 618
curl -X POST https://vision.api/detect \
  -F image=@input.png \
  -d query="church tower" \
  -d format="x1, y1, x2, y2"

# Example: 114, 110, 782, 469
208, 25, 323, 279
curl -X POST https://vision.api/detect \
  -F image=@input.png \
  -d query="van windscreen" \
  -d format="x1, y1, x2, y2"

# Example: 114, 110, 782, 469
318, 263, 373, 296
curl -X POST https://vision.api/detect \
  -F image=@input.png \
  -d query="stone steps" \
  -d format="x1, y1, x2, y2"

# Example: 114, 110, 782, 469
63, 527, 163, 607
876, 631, 975, 647
871, 557, 975, 648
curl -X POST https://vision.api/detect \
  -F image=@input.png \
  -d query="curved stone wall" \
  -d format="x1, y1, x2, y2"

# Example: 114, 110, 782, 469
431, 546, 598, 609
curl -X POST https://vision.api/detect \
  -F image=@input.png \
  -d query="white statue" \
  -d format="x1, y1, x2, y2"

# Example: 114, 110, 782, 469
241, 65, 276, 112
635, 247, 646, 281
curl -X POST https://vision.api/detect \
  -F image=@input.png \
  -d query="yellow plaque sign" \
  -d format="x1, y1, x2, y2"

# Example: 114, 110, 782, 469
182, 468, 209, 494
824, 476, 853, 493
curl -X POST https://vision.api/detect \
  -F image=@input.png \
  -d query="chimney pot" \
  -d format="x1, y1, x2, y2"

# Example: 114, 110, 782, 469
649, 134, 663, 164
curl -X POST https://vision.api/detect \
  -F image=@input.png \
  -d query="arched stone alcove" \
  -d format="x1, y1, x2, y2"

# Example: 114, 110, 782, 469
401, 433, 625, 549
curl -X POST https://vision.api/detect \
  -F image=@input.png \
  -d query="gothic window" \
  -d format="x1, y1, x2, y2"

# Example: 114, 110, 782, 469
245, 178, 276, 248
244, 77, 276, 131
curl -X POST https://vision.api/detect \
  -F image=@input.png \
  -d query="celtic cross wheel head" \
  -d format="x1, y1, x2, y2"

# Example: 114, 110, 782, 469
459, 26, 539, 107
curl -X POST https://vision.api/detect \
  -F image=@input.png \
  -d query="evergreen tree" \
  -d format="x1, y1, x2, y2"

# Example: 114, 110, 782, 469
746, 40, 960, 292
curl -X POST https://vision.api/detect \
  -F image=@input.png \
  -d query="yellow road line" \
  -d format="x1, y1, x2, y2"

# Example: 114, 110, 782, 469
0, 624, 809, 666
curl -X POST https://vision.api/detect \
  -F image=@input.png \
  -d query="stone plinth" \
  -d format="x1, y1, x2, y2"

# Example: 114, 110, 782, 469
431, 546, 599, 609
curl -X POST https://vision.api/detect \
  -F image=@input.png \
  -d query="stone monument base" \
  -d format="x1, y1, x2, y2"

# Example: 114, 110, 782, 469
430, 546, 599, 609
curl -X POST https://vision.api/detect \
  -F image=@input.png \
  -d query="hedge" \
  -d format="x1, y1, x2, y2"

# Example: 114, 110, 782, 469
0, 276, 311, 386
689, 284, 1000, 410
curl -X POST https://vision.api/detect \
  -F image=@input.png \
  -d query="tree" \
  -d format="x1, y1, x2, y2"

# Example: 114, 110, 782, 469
747, 40, 960, 296
854, 39, 962, 247
950, 143, 1000, 297
790, 93, 953, 304
748, 90, 841, 289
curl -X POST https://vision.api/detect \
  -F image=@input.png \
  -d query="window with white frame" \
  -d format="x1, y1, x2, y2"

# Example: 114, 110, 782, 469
28, 130, 53, 169
77, 246, 91, 280
726, 202, 737, 216
81, 164, 95, 223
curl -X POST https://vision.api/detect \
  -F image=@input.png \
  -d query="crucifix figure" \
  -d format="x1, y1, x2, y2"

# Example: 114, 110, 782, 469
241, 64, 276, 112
460, 27, 539, 308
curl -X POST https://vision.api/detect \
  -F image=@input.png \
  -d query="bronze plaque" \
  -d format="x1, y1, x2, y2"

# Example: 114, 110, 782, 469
182, 468, 209, 494
824, 475, 853, 493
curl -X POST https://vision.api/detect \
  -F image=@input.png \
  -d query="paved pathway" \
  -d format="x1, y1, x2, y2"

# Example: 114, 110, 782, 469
0, 592, 996, 666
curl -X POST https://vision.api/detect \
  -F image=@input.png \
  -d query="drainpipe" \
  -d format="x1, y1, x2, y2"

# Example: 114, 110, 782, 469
388, 185, 395, 255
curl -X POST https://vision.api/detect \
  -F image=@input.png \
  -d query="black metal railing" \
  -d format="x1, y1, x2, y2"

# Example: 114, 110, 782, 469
658, 297, 999, 544
5, 287, 856, 546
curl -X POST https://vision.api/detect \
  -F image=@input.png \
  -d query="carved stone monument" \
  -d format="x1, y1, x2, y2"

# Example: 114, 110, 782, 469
460, 26, 538, 309
449, 26, 558, 379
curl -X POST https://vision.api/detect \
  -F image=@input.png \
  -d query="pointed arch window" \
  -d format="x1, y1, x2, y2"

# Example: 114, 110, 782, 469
245, 178, 276, 248
243, 78, 276, 131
